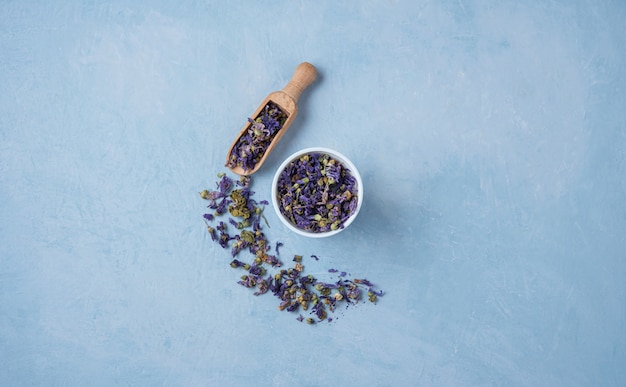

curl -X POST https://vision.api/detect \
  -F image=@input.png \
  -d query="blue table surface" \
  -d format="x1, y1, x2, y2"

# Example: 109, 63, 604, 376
1, 1, 625, 386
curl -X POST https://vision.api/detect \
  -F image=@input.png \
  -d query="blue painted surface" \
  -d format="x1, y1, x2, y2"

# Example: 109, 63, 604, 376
1, 1, 625, 385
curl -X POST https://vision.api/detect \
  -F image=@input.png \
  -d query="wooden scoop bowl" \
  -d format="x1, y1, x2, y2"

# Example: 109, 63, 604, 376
226, 62, 317, 176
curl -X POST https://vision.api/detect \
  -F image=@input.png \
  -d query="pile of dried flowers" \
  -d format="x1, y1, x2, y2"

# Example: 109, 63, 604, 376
200, 172, 382, 324
275, 152, 359, 233
226, 102, 288, 171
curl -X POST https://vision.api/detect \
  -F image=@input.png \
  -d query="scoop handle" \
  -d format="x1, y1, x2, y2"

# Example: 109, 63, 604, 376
282, 62, 317, 102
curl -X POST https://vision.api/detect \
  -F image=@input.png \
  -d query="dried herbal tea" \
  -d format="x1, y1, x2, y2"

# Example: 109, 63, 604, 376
226, 102, 288, 171
275, 152, 359, 233
200, 173, 277, 261
267, 257, 383, 323
200, 172, 381, 325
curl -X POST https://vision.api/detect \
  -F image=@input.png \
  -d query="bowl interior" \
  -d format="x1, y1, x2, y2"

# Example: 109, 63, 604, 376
271, 147, 363, 238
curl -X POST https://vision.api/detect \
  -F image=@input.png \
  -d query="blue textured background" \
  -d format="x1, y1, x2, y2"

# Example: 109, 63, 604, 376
1, 1, 625, 386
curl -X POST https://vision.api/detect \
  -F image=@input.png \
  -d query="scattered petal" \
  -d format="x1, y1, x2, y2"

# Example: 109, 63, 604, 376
200, 171, 381, 325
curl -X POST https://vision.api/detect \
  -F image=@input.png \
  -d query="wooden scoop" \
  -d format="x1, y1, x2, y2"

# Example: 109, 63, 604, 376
226, 62, 317, 176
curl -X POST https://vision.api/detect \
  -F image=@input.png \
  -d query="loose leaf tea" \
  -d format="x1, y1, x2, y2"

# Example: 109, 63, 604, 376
275, 152, 359, 233
200, 172, 382, 324
227, 102, 288, 171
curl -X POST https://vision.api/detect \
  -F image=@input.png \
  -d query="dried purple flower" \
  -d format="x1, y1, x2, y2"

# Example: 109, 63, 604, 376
226, 102, 288, 171
204, 221, 217, 241
249, 265, 265, 276
275, 152, 359, 233
254, 278, 269, 296
278, 300, 291, 311
215, 197, 229, 215
200, 171, 381, 325
200, 189, 224, 207
236, 176, 251, 188
218, 233, 231, 249
238, 275, 256, 288
218, 174, 233, 193
230, 259, 245, 268
259, 253, 281, 267
353, 278, 374, 287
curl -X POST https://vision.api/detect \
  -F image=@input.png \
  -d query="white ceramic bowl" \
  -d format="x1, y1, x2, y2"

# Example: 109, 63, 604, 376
271, 147, 363, 238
